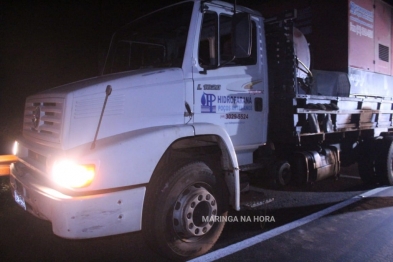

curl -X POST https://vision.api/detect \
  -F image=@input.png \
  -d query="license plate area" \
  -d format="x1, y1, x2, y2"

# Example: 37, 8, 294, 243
13, 180, 27, 210
13, 189, 26, 210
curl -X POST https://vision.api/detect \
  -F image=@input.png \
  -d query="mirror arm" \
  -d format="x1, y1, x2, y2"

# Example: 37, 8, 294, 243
199, 68, 208, 74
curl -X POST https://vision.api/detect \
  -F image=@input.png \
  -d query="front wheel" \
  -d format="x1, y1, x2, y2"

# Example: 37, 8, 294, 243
143, 162, 228, 261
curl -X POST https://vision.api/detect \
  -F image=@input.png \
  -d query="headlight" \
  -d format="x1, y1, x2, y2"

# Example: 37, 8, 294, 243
52, 159, 95, 188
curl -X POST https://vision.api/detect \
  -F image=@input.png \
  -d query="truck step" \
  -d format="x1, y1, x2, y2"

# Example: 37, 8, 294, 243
240, 190, 274, 210
239, 163, 264, 172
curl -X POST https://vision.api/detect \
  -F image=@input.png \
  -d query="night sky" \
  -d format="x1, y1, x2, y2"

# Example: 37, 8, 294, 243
1, 0, 392, 154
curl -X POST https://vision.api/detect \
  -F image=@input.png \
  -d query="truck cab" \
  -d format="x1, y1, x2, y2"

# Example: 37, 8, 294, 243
10, 1, 269, 260
103, 0, 268, 167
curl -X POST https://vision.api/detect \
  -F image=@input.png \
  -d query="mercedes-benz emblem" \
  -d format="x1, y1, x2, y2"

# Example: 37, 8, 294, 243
32, 106, 41, 129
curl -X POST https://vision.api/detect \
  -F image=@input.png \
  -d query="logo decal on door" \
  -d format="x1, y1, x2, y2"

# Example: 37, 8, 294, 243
198, 84, 221, 90
201, 93, 216, 113
201, 93, 253, 113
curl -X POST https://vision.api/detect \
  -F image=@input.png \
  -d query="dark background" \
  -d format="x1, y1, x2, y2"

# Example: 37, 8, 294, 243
1, 0, 393, 154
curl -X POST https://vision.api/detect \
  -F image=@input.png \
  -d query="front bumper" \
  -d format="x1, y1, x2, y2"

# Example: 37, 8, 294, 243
10, 162, 145, 239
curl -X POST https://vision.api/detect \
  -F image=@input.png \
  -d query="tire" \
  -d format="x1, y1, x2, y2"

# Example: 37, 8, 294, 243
357, 138, 377, 185
375, 137, 393, 185
385, 141, 393, 185
272, 160, 292, 186
143, 162, 228, 261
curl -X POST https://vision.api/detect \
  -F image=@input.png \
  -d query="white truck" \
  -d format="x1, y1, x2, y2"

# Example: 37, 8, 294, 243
9, 0, 393, 260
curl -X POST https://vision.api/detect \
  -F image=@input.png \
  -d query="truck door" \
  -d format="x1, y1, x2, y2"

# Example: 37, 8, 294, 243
192, 7, 268, 164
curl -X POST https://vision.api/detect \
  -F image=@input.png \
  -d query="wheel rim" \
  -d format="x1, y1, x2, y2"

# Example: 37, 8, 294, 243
172, 184, 217, 239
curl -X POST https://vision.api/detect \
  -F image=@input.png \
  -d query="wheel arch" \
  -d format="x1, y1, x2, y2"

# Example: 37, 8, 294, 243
148, 123, 240, 211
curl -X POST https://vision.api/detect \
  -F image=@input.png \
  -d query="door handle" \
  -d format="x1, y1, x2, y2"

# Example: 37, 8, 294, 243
254, 97, 263, 111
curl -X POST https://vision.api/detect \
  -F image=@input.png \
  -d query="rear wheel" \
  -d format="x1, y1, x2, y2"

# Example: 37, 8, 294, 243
357, 138, 378, 184
272, 160, 292, 186
385, 142, 393, 185
375, 137, 393, 185
143, 162, 228, 261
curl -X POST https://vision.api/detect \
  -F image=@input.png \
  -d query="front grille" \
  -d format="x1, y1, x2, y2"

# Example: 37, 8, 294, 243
28, 150, 47, 165
23, 97, 65, 144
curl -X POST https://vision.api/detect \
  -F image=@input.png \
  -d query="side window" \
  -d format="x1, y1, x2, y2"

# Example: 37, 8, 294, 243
198, 11, 257, 69
199, 12, 218, 68
219, 15, 233, 62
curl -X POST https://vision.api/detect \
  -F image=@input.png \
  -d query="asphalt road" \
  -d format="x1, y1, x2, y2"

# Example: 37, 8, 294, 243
0, 165, 386, 262
199, 186, 393, 262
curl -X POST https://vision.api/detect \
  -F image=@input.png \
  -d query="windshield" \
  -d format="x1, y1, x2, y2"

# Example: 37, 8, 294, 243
103, 2, 193, 74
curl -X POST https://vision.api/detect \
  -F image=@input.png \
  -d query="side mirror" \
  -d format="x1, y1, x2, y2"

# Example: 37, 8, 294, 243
232, 13, 251, 58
